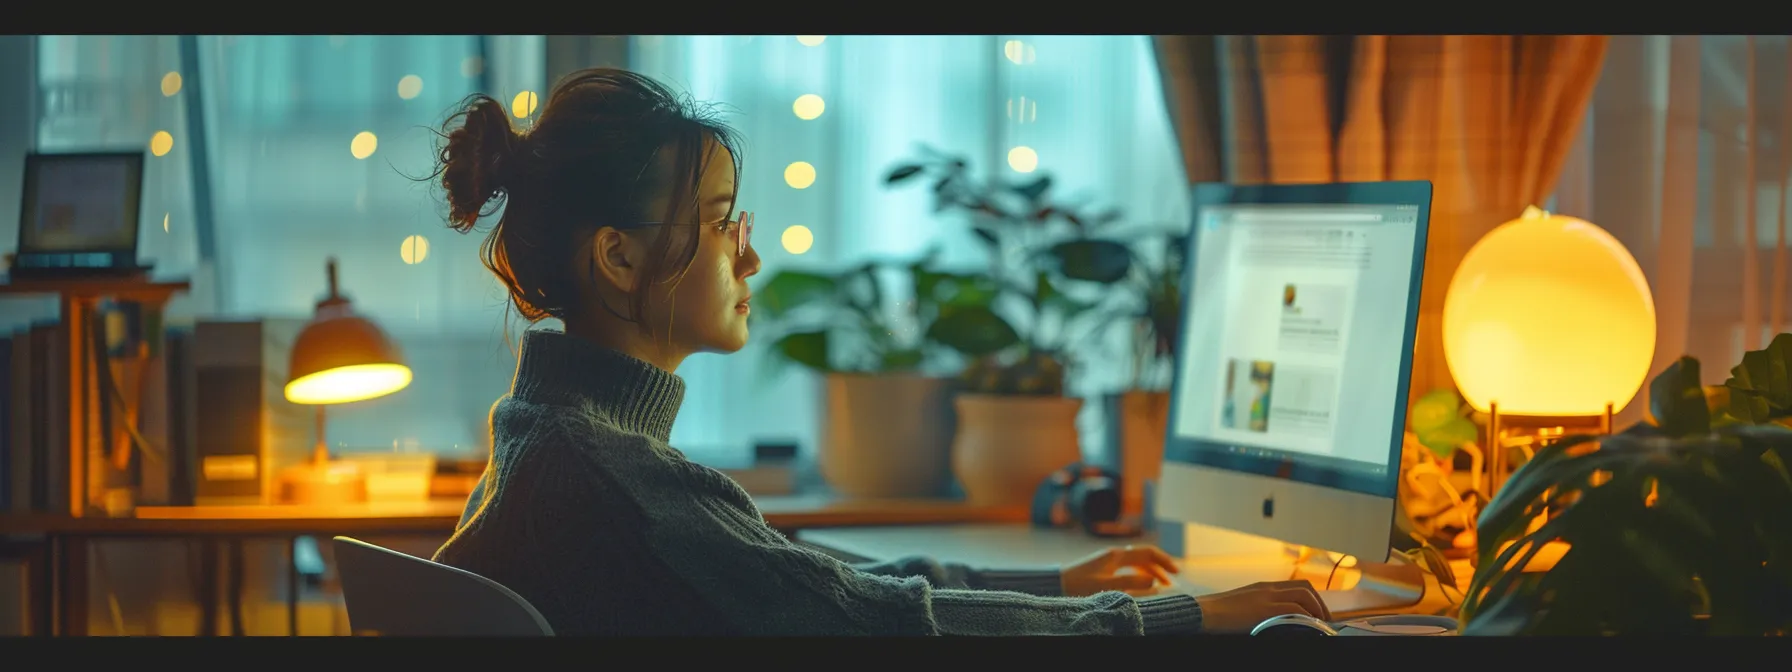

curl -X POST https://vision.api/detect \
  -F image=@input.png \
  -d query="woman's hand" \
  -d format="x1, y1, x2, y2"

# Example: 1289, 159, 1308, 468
1193, 580, 1331, 633
1060, 545, 1180, 596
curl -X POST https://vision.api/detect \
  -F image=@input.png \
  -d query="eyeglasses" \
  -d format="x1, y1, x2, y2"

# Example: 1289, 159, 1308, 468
729, 210, 754, 257
632, 210, 754, 257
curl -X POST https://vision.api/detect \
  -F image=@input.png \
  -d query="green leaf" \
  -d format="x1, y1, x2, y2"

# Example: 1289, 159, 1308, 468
1012, 175, 1052, 202
885, 164, 924, 184
755, 271, 838, 319
1463, 427, 1792, 635
770, 331, 831, 371
1045, 239, 1133, 283
926, 306, 1020, 357
1409, 389, 1464, 433
1416, 417, 1478, 459
1725, 332, 1792, 423
1648, 356, 1711, 438
880, 348, 925, 372
918, 272, 998, 310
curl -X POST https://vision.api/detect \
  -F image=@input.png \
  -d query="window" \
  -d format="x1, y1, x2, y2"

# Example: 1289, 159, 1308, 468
192, 35, 544, 458
27, 36, 199, 332
632, 35, 1190, 463
28, 35, 1190, 467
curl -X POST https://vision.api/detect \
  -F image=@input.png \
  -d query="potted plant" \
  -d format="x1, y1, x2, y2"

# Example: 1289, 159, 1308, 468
1395, 389, 1488, 555
884, 147, 1139, 506
752, 252, 995, 498
1460, 335, 1792, 635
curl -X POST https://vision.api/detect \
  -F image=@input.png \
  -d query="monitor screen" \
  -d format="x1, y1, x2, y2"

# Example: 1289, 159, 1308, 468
18, 152, 145, 254
1166, 184, 1428, 498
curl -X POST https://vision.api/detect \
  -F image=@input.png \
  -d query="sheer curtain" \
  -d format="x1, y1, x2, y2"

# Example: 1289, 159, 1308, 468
15, 36, 199, 334
190, 35, 545, 458
21, 35, 1191, 467
1551, 35, 1792, 428
630, 35, 1192, 463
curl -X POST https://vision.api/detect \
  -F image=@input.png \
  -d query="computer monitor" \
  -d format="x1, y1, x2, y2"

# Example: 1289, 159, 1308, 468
1157, 181, 1431, 563
12, 151, 148, 275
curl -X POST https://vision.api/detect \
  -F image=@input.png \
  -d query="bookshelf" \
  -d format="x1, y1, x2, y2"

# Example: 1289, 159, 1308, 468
0, 276, 189, 518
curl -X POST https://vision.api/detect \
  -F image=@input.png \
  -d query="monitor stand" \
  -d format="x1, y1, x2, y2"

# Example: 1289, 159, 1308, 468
1163, 521, 1446, 617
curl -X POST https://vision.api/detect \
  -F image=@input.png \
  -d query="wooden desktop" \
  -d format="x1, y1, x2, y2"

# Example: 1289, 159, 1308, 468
1, 494, 1027, 636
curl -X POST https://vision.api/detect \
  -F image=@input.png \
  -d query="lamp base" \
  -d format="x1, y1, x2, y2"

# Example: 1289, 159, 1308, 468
1484, 401, 1613, 496
277, 460, 368, 506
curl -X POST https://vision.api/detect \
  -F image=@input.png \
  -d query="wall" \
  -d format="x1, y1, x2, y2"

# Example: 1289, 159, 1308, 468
0, 34, 39, 635
0, 35, 55, 334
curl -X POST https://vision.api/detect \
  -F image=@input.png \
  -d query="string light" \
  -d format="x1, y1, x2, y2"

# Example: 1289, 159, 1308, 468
782, 225, 815, 254
511, 91, 539, 118
1003, 40, 1037, 65
793, 94, 825, 120
785, 161, 817, 189
401, 235, 430, 264
160, 72, 182, 97
1007, 97, 1038, 123
350, 131, 378, 160
149, 131, 174, 157
797, 35, 827, 47
397, 75, 423, 100
1007, 146, 1039, 173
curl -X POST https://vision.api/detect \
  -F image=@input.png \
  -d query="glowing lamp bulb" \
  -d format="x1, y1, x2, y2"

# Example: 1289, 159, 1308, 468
284, 364, 414, 405
1442, 206, 1656, 417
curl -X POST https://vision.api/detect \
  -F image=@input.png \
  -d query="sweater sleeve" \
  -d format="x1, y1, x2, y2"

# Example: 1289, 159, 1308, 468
633, 456, 1204, 636
853, 556, 1066, 596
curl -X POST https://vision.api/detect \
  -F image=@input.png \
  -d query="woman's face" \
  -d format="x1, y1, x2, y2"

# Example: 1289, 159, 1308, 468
644, 143, 762, 356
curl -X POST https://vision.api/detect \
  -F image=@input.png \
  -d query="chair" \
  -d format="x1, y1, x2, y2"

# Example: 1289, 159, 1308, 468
331, 536, 554, 636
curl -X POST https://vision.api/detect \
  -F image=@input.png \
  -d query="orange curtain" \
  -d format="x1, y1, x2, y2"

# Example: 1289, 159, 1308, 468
1155, 34, 1609, 398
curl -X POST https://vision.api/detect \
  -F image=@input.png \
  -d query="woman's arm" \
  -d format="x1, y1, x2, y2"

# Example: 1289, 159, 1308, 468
632, 458, 1203, 635
853, 556, 1065, 596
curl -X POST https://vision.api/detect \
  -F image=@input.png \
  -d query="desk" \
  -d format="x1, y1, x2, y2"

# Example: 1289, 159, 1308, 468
798, 524, 1470, 617
2, 495, 1027, 636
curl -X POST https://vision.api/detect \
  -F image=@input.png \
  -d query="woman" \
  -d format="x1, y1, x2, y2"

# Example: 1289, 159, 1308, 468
430, 67, 1328, 636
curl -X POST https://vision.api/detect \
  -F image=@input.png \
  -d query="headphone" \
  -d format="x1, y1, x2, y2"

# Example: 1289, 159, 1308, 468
1030, 461, 1129, 536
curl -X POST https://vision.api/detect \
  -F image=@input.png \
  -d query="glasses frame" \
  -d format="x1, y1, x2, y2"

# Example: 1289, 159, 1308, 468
629, 210, 754, 257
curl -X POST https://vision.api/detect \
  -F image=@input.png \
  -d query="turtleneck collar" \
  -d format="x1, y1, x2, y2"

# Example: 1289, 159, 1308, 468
508, 329, 685, 443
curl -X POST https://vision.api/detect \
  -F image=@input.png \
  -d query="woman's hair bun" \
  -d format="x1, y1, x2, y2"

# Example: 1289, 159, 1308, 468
438, 95, 519, 233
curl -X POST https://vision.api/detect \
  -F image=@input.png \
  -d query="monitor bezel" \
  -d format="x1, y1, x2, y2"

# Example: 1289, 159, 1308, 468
1163, 180, 1433, 500
17, 150, 148, 256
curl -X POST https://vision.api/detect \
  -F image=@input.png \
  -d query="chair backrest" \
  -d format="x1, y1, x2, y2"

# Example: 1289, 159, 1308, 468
332, 536, 554, 636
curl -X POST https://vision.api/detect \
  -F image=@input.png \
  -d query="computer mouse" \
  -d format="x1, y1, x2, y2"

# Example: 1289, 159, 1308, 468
1250, 613, 1339, 636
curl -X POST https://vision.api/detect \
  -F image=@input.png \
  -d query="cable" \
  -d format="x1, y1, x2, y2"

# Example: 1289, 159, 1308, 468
1324, 553, 1349, 590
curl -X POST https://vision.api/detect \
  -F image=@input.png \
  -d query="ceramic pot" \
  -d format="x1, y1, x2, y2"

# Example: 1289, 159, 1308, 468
951, 394, 1083, 507
818, 373, 955, 498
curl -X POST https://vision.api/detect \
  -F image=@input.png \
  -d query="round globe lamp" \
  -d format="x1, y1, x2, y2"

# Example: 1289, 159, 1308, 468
278, 258, 413, 505
1442, 206, 1655, 493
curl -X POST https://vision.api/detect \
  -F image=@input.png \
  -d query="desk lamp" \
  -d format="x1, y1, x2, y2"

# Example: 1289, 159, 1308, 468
1442, 206, 1656, 497
278, 257, 413, 504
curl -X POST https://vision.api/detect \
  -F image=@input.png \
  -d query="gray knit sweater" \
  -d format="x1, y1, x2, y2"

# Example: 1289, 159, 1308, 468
433, 330, 1205, 636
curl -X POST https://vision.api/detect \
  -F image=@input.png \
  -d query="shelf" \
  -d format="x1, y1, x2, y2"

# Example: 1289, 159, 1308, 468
0, 276, 190, 301
0, 494, 1028, 537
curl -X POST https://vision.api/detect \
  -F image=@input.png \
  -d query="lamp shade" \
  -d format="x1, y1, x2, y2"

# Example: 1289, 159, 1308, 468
284, 258, 412, 405
1442, 206, 1656, 417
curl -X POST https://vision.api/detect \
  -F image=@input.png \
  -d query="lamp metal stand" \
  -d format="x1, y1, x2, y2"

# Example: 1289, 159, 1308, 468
1484, 401, 1614, 499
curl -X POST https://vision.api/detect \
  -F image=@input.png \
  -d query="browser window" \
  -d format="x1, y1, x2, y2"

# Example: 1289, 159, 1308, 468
1173, 204, 1421, 475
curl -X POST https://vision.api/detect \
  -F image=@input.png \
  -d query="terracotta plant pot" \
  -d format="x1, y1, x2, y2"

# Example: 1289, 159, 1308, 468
818, 373, 955, 498
951, 394, 1083, 507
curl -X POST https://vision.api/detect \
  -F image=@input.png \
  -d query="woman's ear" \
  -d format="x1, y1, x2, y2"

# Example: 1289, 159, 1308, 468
589, 227, 640, 294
